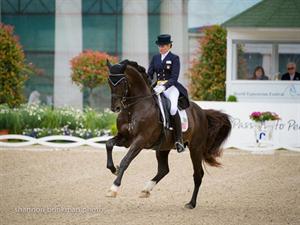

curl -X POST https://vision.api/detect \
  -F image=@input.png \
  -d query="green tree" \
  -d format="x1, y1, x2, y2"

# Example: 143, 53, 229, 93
189, 25, 227, 101
0, 23, 29, 107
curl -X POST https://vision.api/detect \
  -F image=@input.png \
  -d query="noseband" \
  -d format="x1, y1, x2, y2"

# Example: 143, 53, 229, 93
108, 73, 154, 109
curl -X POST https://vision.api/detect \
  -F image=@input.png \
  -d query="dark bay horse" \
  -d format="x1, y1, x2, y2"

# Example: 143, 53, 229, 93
105, 60, 231, 209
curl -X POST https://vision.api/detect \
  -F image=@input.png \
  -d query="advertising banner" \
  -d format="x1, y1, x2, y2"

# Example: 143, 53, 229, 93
196, 101, 300, 152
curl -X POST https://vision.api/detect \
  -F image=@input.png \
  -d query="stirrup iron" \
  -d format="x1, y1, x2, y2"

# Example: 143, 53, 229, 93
175, 141, 185, 153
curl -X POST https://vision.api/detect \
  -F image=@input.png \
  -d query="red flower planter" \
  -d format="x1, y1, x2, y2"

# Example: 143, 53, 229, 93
0, 129, 9, 142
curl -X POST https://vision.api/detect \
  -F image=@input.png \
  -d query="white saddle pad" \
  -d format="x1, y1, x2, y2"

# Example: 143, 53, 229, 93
157, 95, 188, 132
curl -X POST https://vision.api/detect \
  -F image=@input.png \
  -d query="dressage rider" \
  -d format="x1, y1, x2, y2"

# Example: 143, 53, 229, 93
147, 34, 188, 153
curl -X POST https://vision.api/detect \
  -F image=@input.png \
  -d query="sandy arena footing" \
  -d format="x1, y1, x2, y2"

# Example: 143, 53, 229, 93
0, 147, 299, 225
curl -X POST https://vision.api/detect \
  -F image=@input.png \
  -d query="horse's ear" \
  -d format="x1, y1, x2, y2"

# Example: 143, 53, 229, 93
106, 59, 112, 69
121, 63, 127, 72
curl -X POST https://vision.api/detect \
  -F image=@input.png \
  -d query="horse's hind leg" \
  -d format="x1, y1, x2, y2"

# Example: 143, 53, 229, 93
140, 150, 170, 198
185, 147, 204, 209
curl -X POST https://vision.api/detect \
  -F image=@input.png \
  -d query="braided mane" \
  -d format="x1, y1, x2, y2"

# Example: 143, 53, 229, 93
120, 59, 151, 86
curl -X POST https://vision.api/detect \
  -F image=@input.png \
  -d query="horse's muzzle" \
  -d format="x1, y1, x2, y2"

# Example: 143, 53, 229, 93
111, 106, 121, 113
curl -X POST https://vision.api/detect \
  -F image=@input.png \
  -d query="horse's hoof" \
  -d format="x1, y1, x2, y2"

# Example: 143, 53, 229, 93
105, 190, 117, 198
184, 203, 195, 209
139, 190, 150, 198
113, 165, 120, 176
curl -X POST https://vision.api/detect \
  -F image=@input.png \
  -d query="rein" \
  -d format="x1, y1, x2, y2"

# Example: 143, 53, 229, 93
108, 69, 165, 150
113, 93, 155, 109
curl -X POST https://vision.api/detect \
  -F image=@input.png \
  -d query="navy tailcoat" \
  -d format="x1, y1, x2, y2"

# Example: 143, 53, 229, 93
147, 52, 188, 99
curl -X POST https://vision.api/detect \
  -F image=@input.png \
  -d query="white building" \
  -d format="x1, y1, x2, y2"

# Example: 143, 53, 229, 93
187, 0, 300, 103
1, 0, 189, 109
222, 0, 300, 102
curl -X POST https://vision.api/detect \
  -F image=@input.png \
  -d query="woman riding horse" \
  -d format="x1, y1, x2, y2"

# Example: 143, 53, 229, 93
106, 58, 232, 209
148, 34, 189, 153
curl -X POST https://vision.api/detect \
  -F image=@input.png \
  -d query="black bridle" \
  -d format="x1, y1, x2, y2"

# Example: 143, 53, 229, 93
108, 73, 154, 109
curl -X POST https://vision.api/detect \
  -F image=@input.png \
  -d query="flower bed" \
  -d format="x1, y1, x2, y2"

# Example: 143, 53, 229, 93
0, 104, 117, 138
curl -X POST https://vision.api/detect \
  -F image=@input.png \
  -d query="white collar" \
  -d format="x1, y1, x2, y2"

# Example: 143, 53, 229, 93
161, 51, 170, 61
290, 73, 295, 79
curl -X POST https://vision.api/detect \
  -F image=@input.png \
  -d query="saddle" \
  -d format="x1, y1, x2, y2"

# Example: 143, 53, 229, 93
150, 73, 189, 131
156, 94, 189, 132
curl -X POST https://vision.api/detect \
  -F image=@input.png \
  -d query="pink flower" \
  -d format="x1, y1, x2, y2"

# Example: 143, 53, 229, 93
251, 112, 261, 117
250, 111, 280, 122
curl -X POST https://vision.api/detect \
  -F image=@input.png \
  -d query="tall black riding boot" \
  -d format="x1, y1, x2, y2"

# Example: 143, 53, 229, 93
171, 112, 185, 153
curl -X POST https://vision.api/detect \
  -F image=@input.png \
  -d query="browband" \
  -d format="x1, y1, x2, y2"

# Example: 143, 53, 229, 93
108, 74, 126, 86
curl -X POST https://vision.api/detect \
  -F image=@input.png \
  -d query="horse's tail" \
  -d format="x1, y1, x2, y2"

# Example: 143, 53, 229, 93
203, 109, 232, 167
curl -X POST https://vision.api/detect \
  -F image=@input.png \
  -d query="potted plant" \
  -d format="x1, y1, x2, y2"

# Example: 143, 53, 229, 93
0, 107, 9, 135
227, 95, 237, 102
249, 111, 280, 146
0, 106, 11, 141
70, 50, 117, 107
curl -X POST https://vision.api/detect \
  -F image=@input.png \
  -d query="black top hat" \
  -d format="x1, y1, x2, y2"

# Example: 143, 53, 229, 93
155, 34, 172, 45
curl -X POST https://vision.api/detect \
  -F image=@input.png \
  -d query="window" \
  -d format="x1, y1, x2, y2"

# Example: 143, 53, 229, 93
278, 44, 300, 76
1, 0, 55, 104
233, 41, 300, 80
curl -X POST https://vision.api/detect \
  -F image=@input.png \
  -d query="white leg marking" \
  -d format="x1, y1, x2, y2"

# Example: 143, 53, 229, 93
105, 184, 119, 197
110, 184, 119, 192
143, 181, 157, 192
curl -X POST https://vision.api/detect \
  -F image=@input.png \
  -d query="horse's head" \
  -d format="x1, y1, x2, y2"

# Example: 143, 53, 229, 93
107, 59, 152, 112
107, 60, 128, 112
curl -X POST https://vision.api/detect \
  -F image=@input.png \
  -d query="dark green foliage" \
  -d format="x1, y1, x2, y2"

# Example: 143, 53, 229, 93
0, 23, 28, 107
189, 25, 227, 101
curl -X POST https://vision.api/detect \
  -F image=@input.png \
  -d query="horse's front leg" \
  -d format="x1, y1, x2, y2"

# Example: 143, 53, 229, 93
106, 135, 127, 175
106, 136, 143, 197
106, 137, 117, 174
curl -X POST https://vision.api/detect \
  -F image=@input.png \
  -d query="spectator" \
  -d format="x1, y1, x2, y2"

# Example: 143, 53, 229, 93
281, 62, 300, 80
252, 66, 269, 80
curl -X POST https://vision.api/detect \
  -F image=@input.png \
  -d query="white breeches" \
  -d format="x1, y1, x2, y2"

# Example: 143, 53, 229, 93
163, 85, 179, 116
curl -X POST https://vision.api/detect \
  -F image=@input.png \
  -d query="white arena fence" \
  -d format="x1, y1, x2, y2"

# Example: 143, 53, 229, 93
0, 134, 299, 153
0, 135, 112, 149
